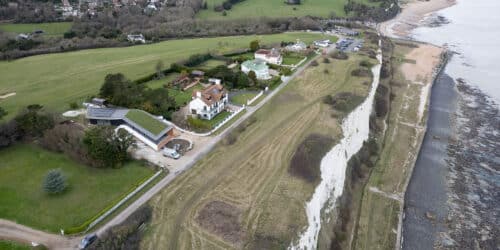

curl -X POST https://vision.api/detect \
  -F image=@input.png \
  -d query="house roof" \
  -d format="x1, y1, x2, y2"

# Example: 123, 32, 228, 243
191, 70, 205, 76
255, 48, 281, 58
241, 59, 268, 72
192, 84, 227, 106
86, 107, 172, 142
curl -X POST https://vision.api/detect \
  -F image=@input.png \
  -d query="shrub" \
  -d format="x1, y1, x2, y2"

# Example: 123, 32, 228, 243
323, 69, 329, 74
330, 51, 348, 60
323, 57, 330, 64
15, 104, 55, 138
187, 116, 211, 132
309, 60, 319, 67
43, 169, 67, 194
351, 68, 372, 77
359, 60, 373, 68
0, 120, 21, 149
289, 134, 334, 183
83, 126, 134, 168
69, 102, 79, 110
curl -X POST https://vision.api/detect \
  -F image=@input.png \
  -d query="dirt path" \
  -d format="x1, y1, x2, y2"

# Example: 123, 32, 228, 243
0, 219, 79, 249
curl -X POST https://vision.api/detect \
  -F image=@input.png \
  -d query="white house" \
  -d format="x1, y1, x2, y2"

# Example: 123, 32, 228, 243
189, 83, 228, 120
241, 59, 271, 80
127, 34, 146, 43
254, 48, 282, 65
285, 40, 307, 52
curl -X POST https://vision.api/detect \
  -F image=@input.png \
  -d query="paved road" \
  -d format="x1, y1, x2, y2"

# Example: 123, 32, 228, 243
0, 48, 327, 249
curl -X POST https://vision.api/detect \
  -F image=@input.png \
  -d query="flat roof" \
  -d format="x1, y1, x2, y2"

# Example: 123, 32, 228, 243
124, 109, 170, 138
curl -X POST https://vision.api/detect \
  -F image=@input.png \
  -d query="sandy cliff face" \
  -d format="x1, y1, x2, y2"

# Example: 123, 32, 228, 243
290, 41, 382, 249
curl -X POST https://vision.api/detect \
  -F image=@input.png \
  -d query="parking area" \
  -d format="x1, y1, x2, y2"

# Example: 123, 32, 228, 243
130, 131, 212, 173
336, 38, 364, 52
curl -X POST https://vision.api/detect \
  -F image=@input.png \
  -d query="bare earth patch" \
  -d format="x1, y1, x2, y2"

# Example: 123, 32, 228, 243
0, 92, 16, 99
196, 200, 245, 246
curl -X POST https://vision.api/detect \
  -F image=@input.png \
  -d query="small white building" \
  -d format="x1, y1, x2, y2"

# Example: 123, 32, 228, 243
285, 40, 307, 52
241, 59, 271, 80
254, 48, 282, 65
189, 83, 228, 120
313, 39, 331, 48
127, 34, 146, 43
208, 78, 221, 85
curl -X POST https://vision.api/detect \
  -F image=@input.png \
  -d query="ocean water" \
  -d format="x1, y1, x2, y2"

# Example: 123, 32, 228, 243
412, 0, 500, 104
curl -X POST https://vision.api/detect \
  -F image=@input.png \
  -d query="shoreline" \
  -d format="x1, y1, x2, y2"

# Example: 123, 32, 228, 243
379, 0, 456, 38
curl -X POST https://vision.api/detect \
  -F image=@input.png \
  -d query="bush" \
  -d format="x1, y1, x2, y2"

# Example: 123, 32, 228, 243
187, 116, 211, 132
323, 57, 330, 64
324, 92, 365, 113
359, 60, 373, 68
83, 126, 134, 168
0, 120, 21, 149
289, 134, 334, 183
69, 102, 79, 110
330, 51, 348, 60
43, 169, 67, 194
351, 68, 372, 77
309, 60, 319, 67
15, 104, 55, 138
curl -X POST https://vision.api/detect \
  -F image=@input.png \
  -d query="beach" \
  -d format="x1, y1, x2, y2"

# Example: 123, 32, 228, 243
379, 0, 456, 38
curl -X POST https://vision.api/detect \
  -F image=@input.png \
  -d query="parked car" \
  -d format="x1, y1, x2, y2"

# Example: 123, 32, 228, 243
163, 147, 180, 159
79, 233, 97, 249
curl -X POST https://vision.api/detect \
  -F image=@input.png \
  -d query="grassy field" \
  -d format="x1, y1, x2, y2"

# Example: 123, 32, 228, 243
0, 22, 72, 37
140, 53, 376, 249
197, 0, 348, 20
198, 59, 227, 70
0, 240, 30, 250
230, 92, 258, 105
196, 0, 380, 20
354, 42, 437, 249
0, 143, 153, 233
0, 32, 328, 121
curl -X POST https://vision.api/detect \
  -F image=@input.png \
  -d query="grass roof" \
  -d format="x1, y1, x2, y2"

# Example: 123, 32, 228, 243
125, 109, 168, 136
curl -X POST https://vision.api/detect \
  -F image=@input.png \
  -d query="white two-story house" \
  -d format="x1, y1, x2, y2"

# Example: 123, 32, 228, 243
189, 83, 228, 120
254, 48, 283, 65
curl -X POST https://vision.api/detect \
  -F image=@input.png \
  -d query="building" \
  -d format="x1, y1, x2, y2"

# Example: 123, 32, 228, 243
313, 39, 331, 48
189, 83, 228, 120
127, 34, 145, 43
208, 78, 221, 85
86, 107, 175, 151
254, 48, 283, 65
285, 40, 307, 52
241, 59, 271, 80
190, 70, 205, 78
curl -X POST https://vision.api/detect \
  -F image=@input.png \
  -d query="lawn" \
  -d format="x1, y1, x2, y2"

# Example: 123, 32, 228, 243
0, 240, 30, 250
0, 22, 72, 37
282, 54, 305, 66
0, 32, 328, 121
125, 109, 169, 135
197, 0, 349, 19
230, 92, 258, 105
197, 59, 226, 70
0, 143, 153, 233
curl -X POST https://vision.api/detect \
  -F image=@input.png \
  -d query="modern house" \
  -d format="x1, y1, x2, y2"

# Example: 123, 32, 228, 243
86, 107, 175, 151
189, 83, 228, 120
285, 40, 307, 52
127, 34, 146, 43
254, 48, 283, 65
241, 59, 271, 80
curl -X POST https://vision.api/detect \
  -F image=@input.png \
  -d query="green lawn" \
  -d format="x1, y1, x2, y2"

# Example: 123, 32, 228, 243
197, 0, 348, 20
0, 240, 30, 250
197, 59, 226, 70
0, 32, 328, 121
196, 110, 231, 129
0, 143, 153, 233
230, 92, 258, 105
125, 109, 168, 135
0, 22, 72, 37
282, 55, 305, 66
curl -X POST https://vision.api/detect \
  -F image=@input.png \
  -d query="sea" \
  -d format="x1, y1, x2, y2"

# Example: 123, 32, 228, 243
402, 0, 500, 249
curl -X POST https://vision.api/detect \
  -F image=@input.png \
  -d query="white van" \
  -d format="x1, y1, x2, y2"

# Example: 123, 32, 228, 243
163, 147, 180, 159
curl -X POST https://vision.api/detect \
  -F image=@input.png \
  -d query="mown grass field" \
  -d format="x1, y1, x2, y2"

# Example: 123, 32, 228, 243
141, 53, 376, 249
0, 143, 153, 233
354, 42, 439, 249
0, 32, 327, 121
0, 240, 30, 250
197, 0, 379, 20
0, 22, 72, 37
230, 92, 258, 105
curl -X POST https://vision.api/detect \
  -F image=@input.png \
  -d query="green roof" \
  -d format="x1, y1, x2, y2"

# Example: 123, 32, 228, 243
125, 109, 168, 136
242, 59, 268, 71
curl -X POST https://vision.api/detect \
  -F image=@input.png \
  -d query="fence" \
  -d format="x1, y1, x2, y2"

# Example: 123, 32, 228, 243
246, 91, 264, 106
